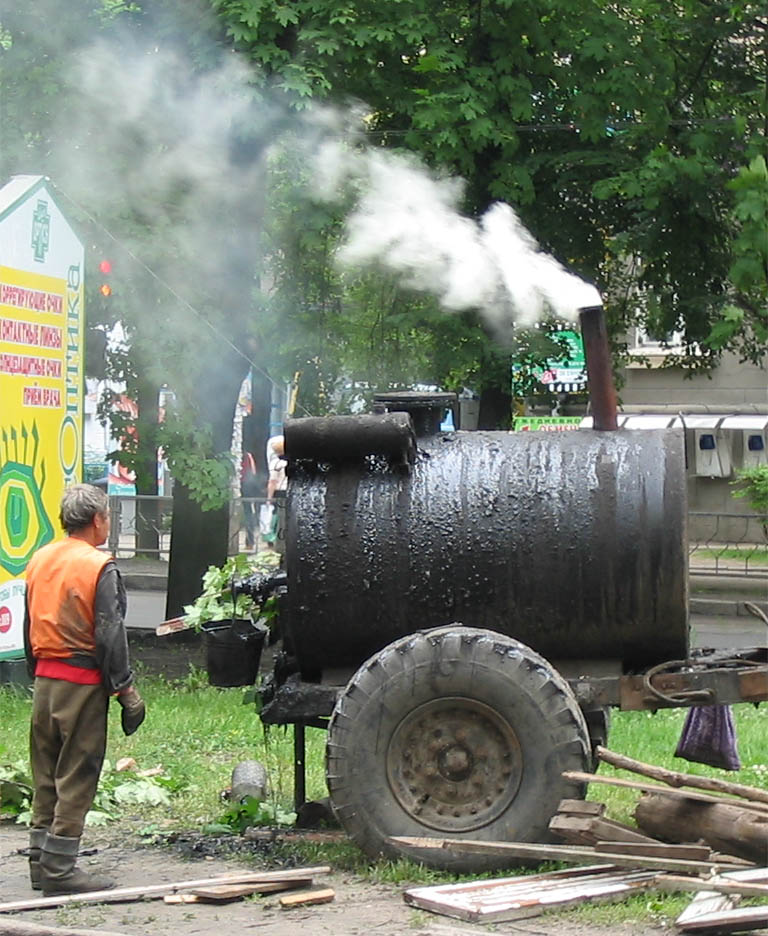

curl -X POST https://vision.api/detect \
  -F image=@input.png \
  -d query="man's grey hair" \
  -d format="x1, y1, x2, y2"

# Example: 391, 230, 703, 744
60, 483, 109, 534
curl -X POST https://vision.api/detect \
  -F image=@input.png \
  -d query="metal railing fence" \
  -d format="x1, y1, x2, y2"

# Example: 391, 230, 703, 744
688, 511, 768, 578
105, 496, 768, 578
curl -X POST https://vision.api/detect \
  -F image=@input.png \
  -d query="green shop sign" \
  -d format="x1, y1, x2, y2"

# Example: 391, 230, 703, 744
513, 417, 582, 432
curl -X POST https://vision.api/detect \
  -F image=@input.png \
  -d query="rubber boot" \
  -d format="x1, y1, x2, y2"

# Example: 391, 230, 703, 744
39, 833, 115, 896
28, 827, 47, 890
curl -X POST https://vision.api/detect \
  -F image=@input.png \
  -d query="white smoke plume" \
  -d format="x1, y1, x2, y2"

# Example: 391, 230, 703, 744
312, 139, 602, 329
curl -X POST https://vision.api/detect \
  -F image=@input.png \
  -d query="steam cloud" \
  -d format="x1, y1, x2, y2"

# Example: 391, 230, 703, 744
312, 141, 602, 329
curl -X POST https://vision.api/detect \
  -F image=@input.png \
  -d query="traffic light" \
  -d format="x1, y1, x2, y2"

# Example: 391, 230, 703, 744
99, 259, 113, 297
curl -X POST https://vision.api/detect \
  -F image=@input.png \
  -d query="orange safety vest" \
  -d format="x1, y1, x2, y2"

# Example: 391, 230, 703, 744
25, 537, 111, 661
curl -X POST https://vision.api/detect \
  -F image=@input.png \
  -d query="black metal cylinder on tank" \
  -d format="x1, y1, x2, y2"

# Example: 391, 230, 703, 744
283, 400, 689, 677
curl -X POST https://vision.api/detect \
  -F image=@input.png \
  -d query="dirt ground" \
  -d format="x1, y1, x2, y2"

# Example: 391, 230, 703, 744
0, 823, 686, 936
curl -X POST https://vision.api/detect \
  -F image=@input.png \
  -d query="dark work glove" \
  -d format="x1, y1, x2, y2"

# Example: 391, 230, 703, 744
118, 687, 146, 736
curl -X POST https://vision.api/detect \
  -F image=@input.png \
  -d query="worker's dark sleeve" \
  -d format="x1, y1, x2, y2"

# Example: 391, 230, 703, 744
93, 561, 133, 694
23, 597, 35, 679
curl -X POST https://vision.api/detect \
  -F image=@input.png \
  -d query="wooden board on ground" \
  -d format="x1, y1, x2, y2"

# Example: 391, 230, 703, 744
549, 813, 659, 846
279, 888, 335, 908
556, 799, 605, 816
189, 879, 312, 901
0, 867, 331, 913
390, 837, 746, 875
675, 905, 768, 934
656, 873, 768, 900
594, 842, 712, 862
676, 891, 737, 928
404, 865, 658, 923
674, 865, 768, 931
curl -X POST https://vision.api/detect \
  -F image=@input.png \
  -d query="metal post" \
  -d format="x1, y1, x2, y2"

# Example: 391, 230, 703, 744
293, 722, 306, 812
579, 305, 618, 431
108, 495, 121, 555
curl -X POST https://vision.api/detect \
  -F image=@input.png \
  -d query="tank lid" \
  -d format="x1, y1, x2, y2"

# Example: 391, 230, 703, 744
374, 391, 457, 410
374, 391, 457, 437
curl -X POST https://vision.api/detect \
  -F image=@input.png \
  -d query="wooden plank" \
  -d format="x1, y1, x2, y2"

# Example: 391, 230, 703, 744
549, 814, 657, 847
590, 817, 660, 844
405, 866, 657, 923
675, 905, 768, 934
155, 617, 190, 636
596, 746, 768, 806
656, 874, 768, 899
676, 891, 736, 927
556, 799, 605, 816
0, 922, 137, 936
0, 867, 331, 913
549, 815, 599, 845
279, 888, 335, 908
675, 868, 768, 930
562, 771, 768, 814
390, 837, 747, 874
595, 842, 712, 861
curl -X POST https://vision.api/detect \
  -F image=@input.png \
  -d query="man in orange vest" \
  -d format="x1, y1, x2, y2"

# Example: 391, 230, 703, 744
23, 483, 145, 895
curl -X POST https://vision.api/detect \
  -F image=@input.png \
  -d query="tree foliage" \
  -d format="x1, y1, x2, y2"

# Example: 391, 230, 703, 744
215, 0, 767, 386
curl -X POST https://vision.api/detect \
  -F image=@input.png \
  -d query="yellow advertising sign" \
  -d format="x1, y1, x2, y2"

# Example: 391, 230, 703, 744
0, 176, 84, 659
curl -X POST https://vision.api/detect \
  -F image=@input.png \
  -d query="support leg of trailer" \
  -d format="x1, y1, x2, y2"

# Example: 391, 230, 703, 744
293, 722, 306, 812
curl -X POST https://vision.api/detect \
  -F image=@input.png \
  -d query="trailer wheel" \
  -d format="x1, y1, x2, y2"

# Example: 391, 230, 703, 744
326, 626, 590, 871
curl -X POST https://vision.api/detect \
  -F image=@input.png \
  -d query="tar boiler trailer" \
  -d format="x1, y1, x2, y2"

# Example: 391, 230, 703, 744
252, 307, 766, 872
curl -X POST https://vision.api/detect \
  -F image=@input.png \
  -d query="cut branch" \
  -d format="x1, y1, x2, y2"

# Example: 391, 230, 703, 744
595, 746, 768, 805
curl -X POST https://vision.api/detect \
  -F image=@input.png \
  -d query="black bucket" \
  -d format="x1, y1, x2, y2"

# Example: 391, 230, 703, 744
204, 619, 266, 688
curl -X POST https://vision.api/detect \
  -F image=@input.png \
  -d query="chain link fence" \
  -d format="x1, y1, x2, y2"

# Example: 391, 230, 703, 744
688, 512, 768, 578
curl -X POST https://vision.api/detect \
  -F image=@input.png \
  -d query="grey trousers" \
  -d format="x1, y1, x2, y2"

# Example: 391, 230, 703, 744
29, 677, 109, 837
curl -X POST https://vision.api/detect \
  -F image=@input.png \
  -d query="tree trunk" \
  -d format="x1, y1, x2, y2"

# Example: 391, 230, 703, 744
165, 348, 250, 619
634, 793, 768, 864
134, 373, 160, 556
478, 383, 512, 429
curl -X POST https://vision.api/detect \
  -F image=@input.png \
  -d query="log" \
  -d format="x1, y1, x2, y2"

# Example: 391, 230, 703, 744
595, 746, 768, 805
635, 793, 768, 864
562, 771, 768, 814
0, 866, 331, 913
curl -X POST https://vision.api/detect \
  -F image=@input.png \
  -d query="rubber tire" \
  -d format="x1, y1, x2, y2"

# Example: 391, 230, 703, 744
326, 626, 590, 872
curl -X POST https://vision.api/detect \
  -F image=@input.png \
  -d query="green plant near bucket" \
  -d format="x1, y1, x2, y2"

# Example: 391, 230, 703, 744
182, 552, 281, 632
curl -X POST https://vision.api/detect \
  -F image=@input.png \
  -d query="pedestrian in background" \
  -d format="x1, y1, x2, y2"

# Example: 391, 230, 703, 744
241, 449, 260, 549
23, 483, 145, 895
263, 434, 287, 553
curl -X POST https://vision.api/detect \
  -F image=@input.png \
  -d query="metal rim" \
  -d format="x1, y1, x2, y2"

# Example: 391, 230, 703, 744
385, 696, 524, 833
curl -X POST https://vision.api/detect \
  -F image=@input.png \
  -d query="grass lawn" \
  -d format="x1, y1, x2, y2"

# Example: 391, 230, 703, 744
2, 670, 766, 923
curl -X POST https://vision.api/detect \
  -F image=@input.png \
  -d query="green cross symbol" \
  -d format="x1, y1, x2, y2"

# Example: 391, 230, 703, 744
31, 199, 51, 263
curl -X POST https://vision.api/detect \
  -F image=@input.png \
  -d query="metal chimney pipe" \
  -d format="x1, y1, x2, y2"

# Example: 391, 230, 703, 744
579, 305, 618, 431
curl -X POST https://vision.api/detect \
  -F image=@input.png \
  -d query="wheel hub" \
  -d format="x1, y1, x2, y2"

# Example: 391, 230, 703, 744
386, 697, 523, 832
